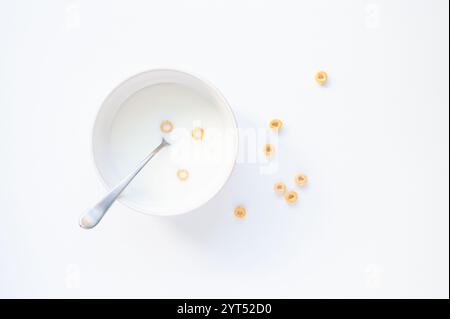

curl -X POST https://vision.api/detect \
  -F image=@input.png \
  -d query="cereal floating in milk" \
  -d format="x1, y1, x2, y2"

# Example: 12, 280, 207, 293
191, 127, 204, 140
160, 120, 174, 133
176, 169, 189, 181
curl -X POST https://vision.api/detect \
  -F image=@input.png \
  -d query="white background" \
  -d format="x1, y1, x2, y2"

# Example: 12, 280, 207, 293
0, 0, 448, 298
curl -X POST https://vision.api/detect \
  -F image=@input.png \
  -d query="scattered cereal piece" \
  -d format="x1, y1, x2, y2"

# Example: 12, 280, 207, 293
294, 173, 308, 186
176, 169, 189, 181
160, 120, 174, 133
234, 206, 246, 219
269, 119, 283, 131
192, 127, 204, 140
264, 143, 275, 156
284, 191, 298, 204
315, 70, 328, 85
274, 182, 286, 195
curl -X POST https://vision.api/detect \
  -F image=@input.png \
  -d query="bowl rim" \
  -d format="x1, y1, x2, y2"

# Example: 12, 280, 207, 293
90, 68, 239, 216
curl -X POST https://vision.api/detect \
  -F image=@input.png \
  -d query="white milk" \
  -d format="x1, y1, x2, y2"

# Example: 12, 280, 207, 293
106, 83, 235, 213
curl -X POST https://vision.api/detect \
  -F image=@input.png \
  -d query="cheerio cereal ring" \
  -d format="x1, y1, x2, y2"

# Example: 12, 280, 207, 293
192, 127, 204, 140
176, 169, 189, 181
234, 206, 246, 219
274, 182, 286, 195
269, 119, 283, 131
284, 191, 298, 204
264, 143, 275, 156
294, 173, 308, 186
160, 120, 174, 133
315, 70, 328, 85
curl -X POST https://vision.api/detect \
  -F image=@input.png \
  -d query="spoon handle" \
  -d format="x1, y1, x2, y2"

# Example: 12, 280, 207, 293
79, 138, 169, 229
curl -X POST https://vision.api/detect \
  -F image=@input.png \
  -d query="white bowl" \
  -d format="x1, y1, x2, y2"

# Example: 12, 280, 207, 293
92, 69, 238, 216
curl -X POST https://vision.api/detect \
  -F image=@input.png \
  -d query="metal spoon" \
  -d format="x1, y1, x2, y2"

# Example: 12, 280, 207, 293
79, 138, 170, 229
